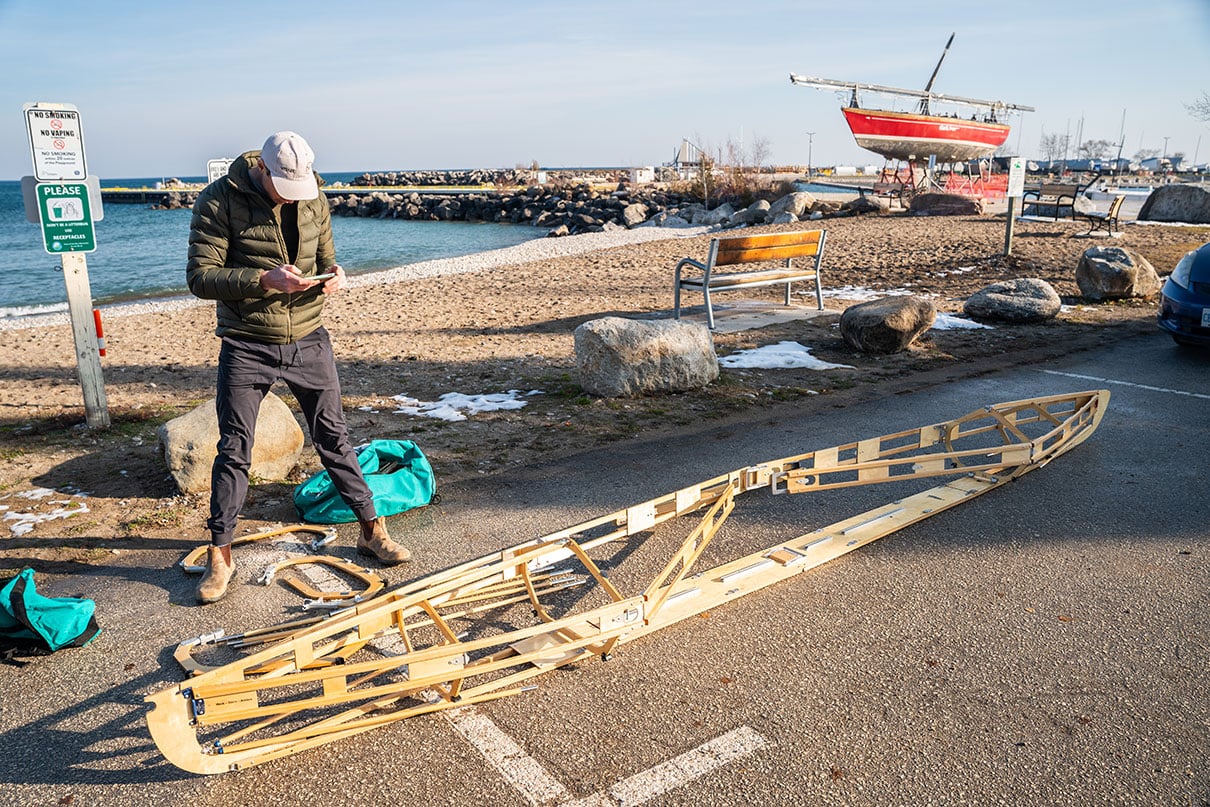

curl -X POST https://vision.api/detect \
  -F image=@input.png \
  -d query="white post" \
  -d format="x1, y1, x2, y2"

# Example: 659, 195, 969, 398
60, 252, 109, 428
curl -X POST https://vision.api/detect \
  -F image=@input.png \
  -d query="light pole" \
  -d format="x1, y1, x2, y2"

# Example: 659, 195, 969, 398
805, 131, 815, 180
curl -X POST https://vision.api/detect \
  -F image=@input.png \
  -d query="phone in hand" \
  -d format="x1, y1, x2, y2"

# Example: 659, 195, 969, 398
310, 272, 337, 282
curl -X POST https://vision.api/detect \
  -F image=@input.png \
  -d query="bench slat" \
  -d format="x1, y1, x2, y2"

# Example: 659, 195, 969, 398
679, 268, 817, 288
712, 231, 824, 250
715, 242, 822, 265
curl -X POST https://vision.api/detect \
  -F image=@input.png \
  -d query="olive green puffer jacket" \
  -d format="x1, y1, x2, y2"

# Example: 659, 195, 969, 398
186, 151, 335, 344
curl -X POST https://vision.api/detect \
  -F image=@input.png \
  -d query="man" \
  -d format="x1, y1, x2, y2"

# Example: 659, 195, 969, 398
186, 131, 410, 605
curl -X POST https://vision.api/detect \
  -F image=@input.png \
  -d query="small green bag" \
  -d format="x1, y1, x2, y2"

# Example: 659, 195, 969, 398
1, 568, 100, 658
293, 440, 436, 524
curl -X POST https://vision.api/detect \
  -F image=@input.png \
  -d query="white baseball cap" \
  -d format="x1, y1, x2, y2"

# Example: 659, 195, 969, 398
260, 131, 319, 200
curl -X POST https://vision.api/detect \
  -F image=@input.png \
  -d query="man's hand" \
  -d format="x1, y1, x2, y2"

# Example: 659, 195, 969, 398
259, 264, 320, 293
321, 265, 346, 295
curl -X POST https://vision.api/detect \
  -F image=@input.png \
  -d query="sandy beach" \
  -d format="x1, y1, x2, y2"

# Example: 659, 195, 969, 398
0, 212, 1206, 565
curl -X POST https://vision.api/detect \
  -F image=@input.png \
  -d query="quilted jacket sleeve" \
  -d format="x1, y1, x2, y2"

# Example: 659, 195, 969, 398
186, 184, 268, 301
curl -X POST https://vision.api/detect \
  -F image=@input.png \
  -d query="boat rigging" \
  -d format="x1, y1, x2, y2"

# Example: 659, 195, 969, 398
790, 33, 1034, 182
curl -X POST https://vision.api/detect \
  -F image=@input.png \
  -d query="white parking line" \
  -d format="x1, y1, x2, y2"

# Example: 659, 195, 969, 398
567, 725, 769, 807
446, 705, 767, 807
1040, 370, 1210, 400
445, 708, 572, 805
292, 561, 768, 804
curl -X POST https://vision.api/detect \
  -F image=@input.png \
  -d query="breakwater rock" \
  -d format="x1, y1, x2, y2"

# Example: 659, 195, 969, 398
352, 168, 532, 187
329, 179, 870, 236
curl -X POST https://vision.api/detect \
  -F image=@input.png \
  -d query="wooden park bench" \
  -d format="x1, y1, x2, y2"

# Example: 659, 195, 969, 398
673, 229, 826, 330
1078, 193, 1125, 236
1021, 182, 1081, 219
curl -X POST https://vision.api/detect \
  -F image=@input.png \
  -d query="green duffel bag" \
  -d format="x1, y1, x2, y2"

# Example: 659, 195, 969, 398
293, 440, 436, 524
1, 568, 100, 660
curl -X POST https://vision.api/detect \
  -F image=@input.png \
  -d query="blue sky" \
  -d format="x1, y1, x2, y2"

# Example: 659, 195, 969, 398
2, 0, 1208, 179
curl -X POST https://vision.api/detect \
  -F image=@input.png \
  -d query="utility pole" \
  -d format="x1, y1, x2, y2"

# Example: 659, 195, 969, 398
1162, 136, 1170, 161
805, 131, 815, 179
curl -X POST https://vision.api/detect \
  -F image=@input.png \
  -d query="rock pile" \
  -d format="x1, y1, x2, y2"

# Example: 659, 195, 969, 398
328, 180, 874, 235
351, 169, 531, 187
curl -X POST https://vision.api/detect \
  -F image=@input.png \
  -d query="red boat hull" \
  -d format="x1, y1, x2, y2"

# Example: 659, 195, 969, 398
842, 107, 1010, 162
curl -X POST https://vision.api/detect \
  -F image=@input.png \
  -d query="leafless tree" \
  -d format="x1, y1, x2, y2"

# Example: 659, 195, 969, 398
1077, 139, 1115, 161
1039, 131, 1069, 162
1186, 91, 1210, 121
749, 135, 772, 173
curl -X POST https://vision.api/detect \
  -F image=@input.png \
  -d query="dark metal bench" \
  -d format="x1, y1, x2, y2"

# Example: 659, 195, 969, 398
1021, 182, 1081, 219
1079, 194, 1125, 236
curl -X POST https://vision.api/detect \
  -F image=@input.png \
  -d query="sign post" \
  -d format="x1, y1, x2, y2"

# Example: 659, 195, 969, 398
1004, 156, 1026, 256
23, 102, 109, 428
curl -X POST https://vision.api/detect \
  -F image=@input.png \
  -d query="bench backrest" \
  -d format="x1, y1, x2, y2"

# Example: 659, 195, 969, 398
1029, 183, 1079, 196
711, 230, 825, 267
1106, 194, 1125, 215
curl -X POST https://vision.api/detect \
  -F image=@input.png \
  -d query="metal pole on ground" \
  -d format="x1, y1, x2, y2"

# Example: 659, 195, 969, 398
61, 253, 110, 428
1004, 156, 1026, 256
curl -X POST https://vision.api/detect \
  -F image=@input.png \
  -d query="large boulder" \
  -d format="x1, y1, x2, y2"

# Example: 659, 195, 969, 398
158, 392, 305, 494
732, 199, 771, 225
1075, 245, 1162, 301
767, 191, 818, 220
839, 296, 936, 354
621, 202, 649, 228
575, 317, 718, 397
1137, 184, 1210, 223
693, 203, 736, 227
842, 195, 888, 214
908, 193, 984, 216
964, 278, 1061, 323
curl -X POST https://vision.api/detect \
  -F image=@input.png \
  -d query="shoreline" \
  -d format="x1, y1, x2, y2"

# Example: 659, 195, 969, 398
0, 223, 710, 332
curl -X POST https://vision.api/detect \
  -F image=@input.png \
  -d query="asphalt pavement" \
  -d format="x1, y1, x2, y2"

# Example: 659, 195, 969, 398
1, 329, 1207, 806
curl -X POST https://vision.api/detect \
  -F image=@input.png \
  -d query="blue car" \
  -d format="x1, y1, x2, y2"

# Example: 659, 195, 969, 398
1157, 242, 1210, 347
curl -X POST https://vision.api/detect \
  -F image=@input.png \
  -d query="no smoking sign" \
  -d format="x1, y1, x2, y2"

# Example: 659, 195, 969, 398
25, 103, 87, 181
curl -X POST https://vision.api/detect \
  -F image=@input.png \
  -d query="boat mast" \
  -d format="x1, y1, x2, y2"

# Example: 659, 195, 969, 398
919, 32, 955, 116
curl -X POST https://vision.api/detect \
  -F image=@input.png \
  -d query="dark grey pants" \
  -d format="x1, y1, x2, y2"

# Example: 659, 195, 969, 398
207, 327, 376, 546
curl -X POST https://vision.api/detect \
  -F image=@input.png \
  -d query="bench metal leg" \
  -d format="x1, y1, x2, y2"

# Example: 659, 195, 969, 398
703, 286, 716, 330
673, 279, 682, 320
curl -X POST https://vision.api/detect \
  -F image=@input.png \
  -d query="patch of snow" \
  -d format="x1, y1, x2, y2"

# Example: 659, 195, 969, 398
818, 286, 916, 302
719, 341, 856, 370
16, 487, 57, 500
5, 502, 90, 536
391, 390, 532, 422
931, 312, 993, 330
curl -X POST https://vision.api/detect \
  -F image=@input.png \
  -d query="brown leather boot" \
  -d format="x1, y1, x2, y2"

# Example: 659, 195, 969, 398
357, 517, 411, 565
196, 544, 236, 604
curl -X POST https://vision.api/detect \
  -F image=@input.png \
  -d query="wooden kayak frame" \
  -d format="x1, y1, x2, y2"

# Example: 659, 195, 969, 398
146, 390, 1109, 774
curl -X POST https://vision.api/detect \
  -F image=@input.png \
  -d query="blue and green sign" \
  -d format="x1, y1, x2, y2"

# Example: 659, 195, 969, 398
36, 182, 95, 254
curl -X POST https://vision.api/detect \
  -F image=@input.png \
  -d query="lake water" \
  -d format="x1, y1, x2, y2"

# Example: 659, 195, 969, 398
0, 173, 543, 319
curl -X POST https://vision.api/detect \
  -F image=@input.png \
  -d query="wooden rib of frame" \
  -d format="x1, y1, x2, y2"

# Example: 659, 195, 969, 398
146, 390, 1109, 774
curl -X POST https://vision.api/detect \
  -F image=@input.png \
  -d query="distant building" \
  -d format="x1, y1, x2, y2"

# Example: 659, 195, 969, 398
629, 166, 654, 184
672, 139, 705, 179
